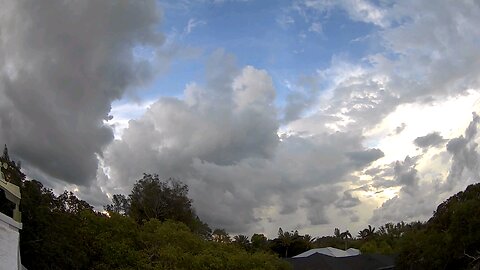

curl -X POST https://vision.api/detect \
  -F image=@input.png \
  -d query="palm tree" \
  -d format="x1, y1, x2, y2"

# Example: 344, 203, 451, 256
278, 228, 294, 258
358, 225, 376, 240
233, 234, 250, 250
340, 230, 352, 250
334, 228, 341, 238
303, 234, 316, 243
358, 229, 368, 240
367, 225, 375, 234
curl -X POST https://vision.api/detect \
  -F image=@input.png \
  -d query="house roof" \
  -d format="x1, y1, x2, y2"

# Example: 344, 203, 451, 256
287, 253, 395, 270
293, 247, 361, 258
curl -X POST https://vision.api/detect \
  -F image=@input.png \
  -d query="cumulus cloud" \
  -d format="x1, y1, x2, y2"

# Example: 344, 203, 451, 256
371, 113, 480, 225
346, 148, 384, 168
283, 76, 320, 123
444, 113, 480, 190
414, 132, 446, 149
101, 1, 480, 234
0, 0, 163, 185
101, 51, 383, 233
335, 190, 361, 209
291, 0, 480, 137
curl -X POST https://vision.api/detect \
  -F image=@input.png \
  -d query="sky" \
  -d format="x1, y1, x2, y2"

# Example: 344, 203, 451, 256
1, 0, 480, 238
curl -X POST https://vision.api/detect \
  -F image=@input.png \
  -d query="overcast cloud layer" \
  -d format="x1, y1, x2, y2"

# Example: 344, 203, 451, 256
0, 0, 162, 185
1, 0, 480, 236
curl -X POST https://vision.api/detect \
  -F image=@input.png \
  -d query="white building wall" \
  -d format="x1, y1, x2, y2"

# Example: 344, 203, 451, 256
0, 212, 21, 270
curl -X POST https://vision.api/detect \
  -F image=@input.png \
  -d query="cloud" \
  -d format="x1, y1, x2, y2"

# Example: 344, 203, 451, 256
294, 0, 388, 27
184, 18, 206, 35
335, 190, 361, 208
308, 22, 323, 34
129, 0, 480, 232
101, 51, 383, 233
414, 132, 446, 149
283, 76, 321, 123
0, 0, 163, 185
4, 0, 480, 237
99, 0, 480, 235
393, 156, 419, 193
102, 51, 279, 231
293, 1, 480, 138
371, 113, 480, 226
444, 113, 480, 190
276, 15, 295, 28
346, 148, 384, 168
395, 123, 406, 134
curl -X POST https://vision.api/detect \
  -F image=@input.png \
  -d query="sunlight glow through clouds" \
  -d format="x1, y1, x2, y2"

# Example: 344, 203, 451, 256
356, 90, 480, 213
365, 90, 480, 165
108, 100, 156, 139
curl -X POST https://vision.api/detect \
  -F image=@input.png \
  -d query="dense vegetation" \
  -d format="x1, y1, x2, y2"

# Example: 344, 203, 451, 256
396, 184, 480, 269
1, 146, 479, 269
1, 148, 290, 270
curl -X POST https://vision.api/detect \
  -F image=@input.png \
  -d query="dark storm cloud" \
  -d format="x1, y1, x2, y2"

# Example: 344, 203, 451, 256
346, 148, 384, 167
414, 132, 446, 149
0, 0, 163, 185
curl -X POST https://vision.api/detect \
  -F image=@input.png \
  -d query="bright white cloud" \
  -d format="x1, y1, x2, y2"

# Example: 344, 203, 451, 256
108, 100, 156, 139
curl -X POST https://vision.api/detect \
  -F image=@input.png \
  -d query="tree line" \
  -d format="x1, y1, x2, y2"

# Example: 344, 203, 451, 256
1, 146, 479, 269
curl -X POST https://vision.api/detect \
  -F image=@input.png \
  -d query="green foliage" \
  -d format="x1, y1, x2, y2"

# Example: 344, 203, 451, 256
128, 174, 195, 224
396, 183, 480, 269
106, 173, 211, 238
356, 222, 418, 256
20, 180, 96, 269
251, 233, 269, 251
212, 228, 231, 243
312, 236, 346, 250
269, 228, 316, 258
104, 194, 128, 215
357, 225, 375, 240
14, 144, 479, 270
233, 234, 251, 250
19, 176, 289, 269
360, 239, 393, 254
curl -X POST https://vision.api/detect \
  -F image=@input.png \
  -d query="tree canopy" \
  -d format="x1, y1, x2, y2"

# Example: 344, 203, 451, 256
2, 144, 479, 270
11, 163, 290, 270
105, 173, 211, 238
396, 183, 480, 269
